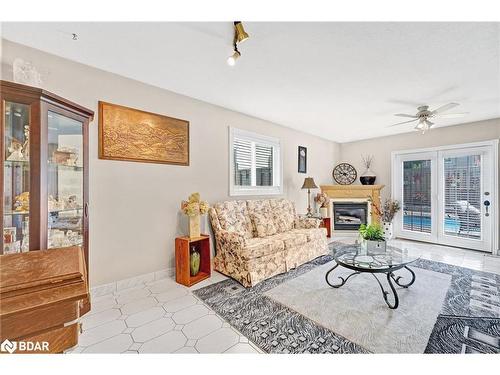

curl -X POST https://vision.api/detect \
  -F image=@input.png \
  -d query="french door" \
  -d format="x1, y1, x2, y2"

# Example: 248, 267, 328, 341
393, 142, 497, 252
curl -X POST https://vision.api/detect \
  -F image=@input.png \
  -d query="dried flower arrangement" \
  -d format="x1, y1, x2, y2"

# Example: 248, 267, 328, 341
181, 192, 210, 217
361, 154, 374, 170
369, 198, 401, 223
314, 192, 329, 208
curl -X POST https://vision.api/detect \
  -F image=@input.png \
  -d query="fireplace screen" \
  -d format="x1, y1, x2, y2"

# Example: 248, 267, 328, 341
333, 202, 368, 230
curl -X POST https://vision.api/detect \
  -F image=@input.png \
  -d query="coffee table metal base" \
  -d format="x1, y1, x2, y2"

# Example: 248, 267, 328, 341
325, 263, 416, 310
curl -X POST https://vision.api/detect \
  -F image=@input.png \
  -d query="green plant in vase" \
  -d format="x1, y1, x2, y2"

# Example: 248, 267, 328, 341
359, 223, 386, 252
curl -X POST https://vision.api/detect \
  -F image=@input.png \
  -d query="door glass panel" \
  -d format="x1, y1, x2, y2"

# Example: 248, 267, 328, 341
3, 101, 30, 254
402, 160, 432, 233
47, 111, 84, 249
443, 155, 481, 240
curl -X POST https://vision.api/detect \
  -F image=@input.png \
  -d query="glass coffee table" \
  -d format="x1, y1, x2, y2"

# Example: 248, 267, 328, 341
325, 244, 420, 309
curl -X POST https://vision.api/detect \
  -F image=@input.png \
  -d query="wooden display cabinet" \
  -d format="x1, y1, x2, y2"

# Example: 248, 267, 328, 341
175, 235, 211, 287
1, 81, 94, 280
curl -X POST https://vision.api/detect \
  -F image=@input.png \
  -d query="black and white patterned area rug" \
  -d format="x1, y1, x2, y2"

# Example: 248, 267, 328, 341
193, 243, 500, 354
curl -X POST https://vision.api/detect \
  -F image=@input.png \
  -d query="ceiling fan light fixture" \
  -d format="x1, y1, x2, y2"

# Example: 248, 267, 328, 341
234, 21, 249, 43
227, 50, 241, 66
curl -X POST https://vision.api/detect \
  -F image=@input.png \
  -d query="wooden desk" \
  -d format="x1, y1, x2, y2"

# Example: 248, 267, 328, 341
0, 246, 89, 353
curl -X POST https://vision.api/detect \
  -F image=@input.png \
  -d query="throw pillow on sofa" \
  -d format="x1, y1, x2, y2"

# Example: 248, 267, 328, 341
247, 200, 278, 237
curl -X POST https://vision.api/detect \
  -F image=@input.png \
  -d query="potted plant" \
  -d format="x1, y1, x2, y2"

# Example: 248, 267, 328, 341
359, 223, 386, 252
370, 198, 401, 240
314, 192, 329, 218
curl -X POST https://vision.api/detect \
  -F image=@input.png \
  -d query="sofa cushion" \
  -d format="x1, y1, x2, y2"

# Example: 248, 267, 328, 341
213, 200, 254, 239
240, 237, 285, 260
269, 199, 296, 233
269, 232, 308, 249
247, 200, 278, 237
291, 228, 327, 242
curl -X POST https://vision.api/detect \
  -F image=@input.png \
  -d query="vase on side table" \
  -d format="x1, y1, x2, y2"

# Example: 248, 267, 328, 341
319, 207, 328, 218
382, 221, 393, 240
189, 215, 201, 238
190, 245, 200, 276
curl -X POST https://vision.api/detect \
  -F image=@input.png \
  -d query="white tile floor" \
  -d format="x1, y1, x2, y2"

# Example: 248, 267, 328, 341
68, 238, 500, 354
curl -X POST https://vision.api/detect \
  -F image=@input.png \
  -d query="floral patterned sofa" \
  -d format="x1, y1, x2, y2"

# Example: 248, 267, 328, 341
209, 198, 328, 287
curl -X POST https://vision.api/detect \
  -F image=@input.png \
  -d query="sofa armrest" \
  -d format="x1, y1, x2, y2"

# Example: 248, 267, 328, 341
214, 230, 247, 257
295, 216, 321, 229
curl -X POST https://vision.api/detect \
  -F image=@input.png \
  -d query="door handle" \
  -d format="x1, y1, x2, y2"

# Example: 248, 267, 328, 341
484, 200, 490, 217
84, 202, 89, 218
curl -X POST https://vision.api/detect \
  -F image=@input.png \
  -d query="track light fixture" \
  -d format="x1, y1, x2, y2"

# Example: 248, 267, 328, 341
227, 48, 241, 66
227, 21, 249, 66
234, 21, 249, 43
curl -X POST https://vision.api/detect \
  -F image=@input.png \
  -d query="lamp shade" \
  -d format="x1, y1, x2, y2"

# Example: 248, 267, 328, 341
301, 177, 318, 190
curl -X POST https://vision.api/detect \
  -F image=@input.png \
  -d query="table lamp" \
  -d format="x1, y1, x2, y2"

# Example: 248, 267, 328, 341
301, 177, 318, 217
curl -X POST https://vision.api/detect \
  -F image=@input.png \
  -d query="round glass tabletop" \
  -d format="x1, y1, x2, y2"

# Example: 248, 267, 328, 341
334, 244, 421, 272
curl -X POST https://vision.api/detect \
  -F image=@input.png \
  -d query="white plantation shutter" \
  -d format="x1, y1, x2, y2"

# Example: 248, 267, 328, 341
233, 137, 252, 186
255, 144, 273, 186
230, 128, 282, 196
443, 154, 482, 239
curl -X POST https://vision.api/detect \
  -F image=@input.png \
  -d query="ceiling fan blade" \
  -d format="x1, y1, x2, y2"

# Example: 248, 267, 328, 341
424, 119, 434, 126
394, 114, 418, 118
431, 102, 459, 114
434, 112, 468, 119
388, 118, 419, 127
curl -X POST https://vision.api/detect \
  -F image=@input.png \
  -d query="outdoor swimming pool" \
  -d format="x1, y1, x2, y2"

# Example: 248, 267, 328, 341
403, 215, 461, 233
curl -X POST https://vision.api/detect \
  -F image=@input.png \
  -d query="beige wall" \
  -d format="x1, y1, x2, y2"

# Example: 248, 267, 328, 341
1, 40, 340, 286
340, 119, 500, 200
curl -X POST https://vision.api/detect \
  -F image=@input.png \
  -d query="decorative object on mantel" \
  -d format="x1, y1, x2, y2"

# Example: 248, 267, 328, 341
332, 163, 357, 185
370, 198, 401, 240
359, 223, 386, 253
301, 177, 318, 217
360, 154, 376, 185
98, 101, 189, 165
298, 146, 307, 173
181, 192, 210, 239
314, 192, 329, 218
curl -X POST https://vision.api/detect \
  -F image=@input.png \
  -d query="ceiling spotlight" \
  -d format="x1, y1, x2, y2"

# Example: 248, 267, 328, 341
226, 21, 249, 66
227, 49, 241, 66
234, 21, 249, 43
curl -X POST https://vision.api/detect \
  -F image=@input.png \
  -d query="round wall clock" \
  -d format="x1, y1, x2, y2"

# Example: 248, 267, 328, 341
332, 163, 357, 185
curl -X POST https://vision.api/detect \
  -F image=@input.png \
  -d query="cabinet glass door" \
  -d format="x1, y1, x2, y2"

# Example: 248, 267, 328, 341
47, 111, 84, 249
3, 101, 31, 254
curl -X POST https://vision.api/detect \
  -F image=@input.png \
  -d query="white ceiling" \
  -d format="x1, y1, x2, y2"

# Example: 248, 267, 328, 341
2, 22, 499, 142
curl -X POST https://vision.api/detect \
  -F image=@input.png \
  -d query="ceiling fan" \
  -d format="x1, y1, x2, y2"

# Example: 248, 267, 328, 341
389, 103, 468, 133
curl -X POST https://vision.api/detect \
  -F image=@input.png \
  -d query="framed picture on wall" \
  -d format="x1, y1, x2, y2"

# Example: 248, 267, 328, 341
298, 146, 307, 173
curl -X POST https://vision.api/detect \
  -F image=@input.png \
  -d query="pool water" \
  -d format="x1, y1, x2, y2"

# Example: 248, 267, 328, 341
403, 215, 460, 233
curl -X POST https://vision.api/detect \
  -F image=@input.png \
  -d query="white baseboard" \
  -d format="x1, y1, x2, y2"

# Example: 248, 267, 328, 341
90, 267, 175, 298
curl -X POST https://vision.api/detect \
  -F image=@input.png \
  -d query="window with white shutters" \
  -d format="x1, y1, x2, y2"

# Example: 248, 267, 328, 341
229, 128, 282, 196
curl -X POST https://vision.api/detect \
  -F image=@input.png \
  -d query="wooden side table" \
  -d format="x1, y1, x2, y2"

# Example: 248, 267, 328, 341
175, 235, 211, 287
320, 217, 331, 238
